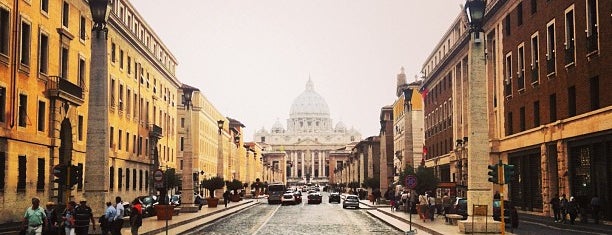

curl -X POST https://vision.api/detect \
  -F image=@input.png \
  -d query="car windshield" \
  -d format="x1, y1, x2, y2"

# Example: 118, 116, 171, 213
347, 196, 358, 201
142, 197, 153, 204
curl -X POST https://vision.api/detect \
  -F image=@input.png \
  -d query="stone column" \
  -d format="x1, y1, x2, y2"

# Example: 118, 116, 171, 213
301, 151, 305, 179
311, 151, 315, 176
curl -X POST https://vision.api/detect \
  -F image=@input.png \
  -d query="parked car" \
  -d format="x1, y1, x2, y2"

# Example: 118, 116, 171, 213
293, 191, 302, 204
136, 195, 159, 217
493, 199, 519, 228
282, 192, 296, 205
451, 197, 468, 220
307, 191, 322, 204
329, 192, 341, 203
170, 194, 182, 206
343, 195, 360, 209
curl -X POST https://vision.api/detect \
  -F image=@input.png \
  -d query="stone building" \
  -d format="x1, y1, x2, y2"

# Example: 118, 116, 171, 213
0, 0, 92, 223
254, 79, 361, 186
379, 106, 394, 194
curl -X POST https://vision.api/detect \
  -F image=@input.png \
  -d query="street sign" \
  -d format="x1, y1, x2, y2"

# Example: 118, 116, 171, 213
406, 175, 417, 189
154, 169, 164, 182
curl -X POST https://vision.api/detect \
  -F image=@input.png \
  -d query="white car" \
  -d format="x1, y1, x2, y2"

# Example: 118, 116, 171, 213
281, 192, 296, 205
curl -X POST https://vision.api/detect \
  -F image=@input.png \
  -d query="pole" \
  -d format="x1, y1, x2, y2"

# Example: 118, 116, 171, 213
498, 161, 505, 235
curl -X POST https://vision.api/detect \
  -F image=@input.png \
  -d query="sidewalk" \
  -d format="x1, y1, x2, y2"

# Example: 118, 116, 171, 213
117, 199, 257, 235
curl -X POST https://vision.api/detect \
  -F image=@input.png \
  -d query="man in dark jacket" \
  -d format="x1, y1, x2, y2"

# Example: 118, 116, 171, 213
550, 194, 561, 222
223, 191, 231, 208
75, 200, 96, 235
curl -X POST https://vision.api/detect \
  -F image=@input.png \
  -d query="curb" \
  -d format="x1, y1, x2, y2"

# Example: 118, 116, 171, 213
376, 209, 444, 235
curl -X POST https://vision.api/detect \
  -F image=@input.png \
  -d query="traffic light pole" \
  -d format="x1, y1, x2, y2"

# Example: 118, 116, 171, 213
497, 162, 505, 235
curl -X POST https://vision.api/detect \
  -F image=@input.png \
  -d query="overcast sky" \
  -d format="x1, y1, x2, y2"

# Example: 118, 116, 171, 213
130, 0, 465, 141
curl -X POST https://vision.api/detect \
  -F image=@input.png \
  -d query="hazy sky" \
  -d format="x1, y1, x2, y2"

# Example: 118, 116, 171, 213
130, 0, 465, 140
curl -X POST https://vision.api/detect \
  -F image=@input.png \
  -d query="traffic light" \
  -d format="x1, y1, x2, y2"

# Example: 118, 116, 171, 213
69, 165, 83, 187
504, 164, 515, 184
53, 165, 67, 185
487, 164, 499, 184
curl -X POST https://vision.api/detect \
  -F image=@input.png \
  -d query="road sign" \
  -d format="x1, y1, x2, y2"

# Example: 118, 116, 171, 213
406, 175, 417, 189
154, 169, 164, 182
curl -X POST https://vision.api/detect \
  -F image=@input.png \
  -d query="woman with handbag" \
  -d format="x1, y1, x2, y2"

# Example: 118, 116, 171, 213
62, 201, 77, 235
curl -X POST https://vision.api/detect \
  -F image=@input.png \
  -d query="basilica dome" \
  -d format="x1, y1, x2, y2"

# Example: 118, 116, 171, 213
289, 79, 330, 117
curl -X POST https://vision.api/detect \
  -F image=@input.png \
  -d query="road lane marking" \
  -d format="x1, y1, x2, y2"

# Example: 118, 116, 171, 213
251, 204, 281, 235
521, 220, 607, 235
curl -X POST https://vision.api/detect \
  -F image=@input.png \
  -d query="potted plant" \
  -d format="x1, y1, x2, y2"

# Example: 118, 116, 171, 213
225, 179, 243, 202
250, 178, 263, 197
201, 176, 225, 207
155, 168, 181, 220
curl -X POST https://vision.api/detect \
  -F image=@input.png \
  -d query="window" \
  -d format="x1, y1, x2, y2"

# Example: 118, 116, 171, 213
139, 170, 143, 190
533, 101, 540, 127
507, 112, 513, 135
530, 0, 537, 14
132, 169, 136, 190
568, 86, 576, 117
145, 171, 149, 190
78, 115, 83, 141
590, 76, 599, 110
109, 166, 114, 191
549, 93, 557, 122
180, 137, 184, 151
20, 21, 31, 66
586, 0, 598, 52
37, 101, 45, 132
519, 107, 526, 131
79, 16, 86, 40
110, 126, 114, 148
62, 2, 69, 28
517, 2, 523, 26
37, 158, 44, 191
118, 168, 123, 189
0, 87, 6, 123
18, 155, 26, 191
126, 89, 131, 116
504, 53, 512, 97
133, 135, 136, 154
546, 21, 556, 75
138, 136, 142, 155
78, 57, 86, 88
77, 163, 83, 190
119, 84, 124, 111
504, 15, 511, 36
119, 50, 124, 69
126, 168, 130, 190
118, 130, 122, 150
110, 79, 116, 107
111, 43, 116, 63
0, 152, 5, 192
517, 45, 525, 90
0, 8, 8, 55
564, 7, 575, 64
530, 34, 539, 84
41, 0, 49, 13
38, 33, 49, 74
61, 47, 68, 79
127, 56, 131, 74
18, 94, 27, 127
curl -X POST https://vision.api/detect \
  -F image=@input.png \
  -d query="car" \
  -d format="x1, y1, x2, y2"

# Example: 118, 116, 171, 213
136, 195, 159, 217
343, 195, 360, 209
493, 199, 519, 228
329, 192, 341, 203
171, 194, 182, 206
281, 192, 296, 205
450, 197, 468, 220
293, 191, 302, 204
307, 191, 322, 204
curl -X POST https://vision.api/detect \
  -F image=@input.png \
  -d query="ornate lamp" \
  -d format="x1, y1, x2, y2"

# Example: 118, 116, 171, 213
464, 0, 486, 32
88, 0, 111, 36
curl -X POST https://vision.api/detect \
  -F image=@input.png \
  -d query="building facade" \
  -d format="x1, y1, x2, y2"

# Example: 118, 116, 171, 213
0, 0, 92, 223
379, 106, 394, 193
254, 79, 361, 186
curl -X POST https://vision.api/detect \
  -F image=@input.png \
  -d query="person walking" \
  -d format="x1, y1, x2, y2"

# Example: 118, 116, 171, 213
74, 200, 96, 235
112, 197, 124, 235
418, 193, 428, 222
591, 194, 601, 224
223, 190, 231, 208
62, 201, 77, 235
560, 194, 569, 224
102, 202, 117, 235
23, 197, 47, 235
129, 199, 142, 235
550, 194, 561, 222
43, 202, 58, 235
568, 197, 579, 225
427, 192, 436, 221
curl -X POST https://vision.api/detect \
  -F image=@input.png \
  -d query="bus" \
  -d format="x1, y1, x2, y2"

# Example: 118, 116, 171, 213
267, 183, 286, 204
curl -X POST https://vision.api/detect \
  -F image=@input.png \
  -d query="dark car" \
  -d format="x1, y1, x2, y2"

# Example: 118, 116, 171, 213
329, 192, 341, 203
294, 191, 302, 204
343, 195, 360, 209
307, 191, 322, 204
137, 195, 159, 217
493, 199, 519, 228
451, 197, 468, 220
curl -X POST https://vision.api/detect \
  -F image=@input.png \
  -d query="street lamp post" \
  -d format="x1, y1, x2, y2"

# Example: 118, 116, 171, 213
459, 0, 499, 233
180, 86, 199, 212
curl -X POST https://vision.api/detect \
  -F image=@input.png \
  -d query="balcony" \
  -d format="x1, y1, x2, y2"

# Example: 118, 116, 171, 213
564, 45, 575, 65
586, 33, 598, 54
46, 76, 84, 106
149, 124, 163, 139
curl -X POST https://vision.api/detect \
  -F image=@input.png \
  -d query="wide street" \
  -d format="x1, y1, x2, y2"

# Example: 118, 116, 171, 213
183, 193, 402, 235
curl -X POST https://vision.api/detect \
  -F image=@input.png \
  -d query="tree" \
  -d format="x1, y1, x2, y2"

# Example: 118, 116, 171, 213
251, 178, 264, 196
362, 177, 380, 190
225, 179, 243, 194
399, 165, 439, 195
348, 181, 360, 193
164, 168, 181, 195
201, 176, 225, 198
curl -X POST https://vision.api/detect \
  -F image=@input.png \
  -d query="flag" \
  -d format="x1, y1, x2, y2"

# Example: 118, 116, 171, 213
419, 86, 429, 100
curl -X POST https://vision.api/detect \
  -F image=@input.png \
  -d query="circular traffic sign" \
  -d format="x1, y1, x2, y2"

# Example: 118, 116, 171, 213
154, 169, 164, 182
406, 175, 417, 189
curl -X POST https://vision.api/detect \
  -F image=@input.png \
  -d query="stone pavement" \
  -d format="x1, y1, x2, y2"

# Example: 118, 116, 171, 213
116, 198, 258, 235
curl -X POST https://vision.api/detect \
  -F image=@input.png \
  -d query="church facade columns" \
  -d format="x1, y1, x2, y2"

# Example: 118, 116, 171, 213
301, 151, 305, 179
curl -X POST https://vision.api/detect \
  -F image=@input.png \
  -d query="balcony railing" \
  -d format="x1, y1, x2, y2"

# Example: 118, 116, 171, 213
546, 57, 555, 75
46, 76, 84, 105
565, 45, 575, 65
149, 124, 163, 139
586, 33, 598, 54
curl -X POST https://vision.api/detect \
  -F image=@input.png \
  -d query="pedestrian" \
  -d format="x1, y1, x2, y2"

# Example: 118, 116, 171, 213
74, 200, 96, 235
493, 191, 501, 200
102, 202, 117, 235
62, 201, 77, 235
442, 193, 451, 223
418, 193, 428, 222
223, 190, 231, 208
390, 196, 396, 211
112, 197, 124, 235
22, 197, 47, 235
560, 194, 569, 224
550, 194, 561, 222
428, 192, 436, 221
591, 194, 601, 224
43, 202, 58, 235
129, 199, 142, 235
401, 191, 409, 212
568, 196, 579, 225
